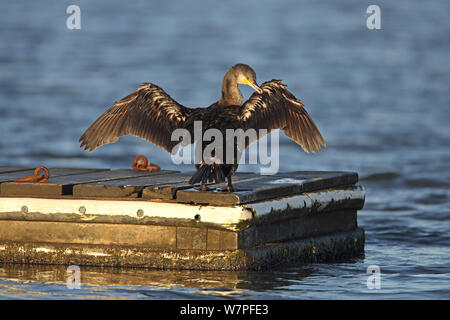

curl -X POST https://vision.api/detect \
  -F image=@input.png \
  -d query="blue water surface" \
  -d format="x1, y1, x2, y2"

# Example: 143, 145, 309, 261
0, 0, 449, 299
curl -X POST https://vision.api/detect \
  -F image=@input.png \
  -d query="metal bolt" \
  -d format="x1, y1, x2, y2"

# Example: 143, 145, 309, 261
137, 209, 144, 217
79, 206, 86, 214
194, 214, 201, 221
21, 206, 28, 213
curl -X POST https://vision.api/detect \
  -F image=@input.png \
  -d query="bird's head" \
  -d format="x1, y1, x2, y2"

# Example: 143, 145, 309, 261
228, 63, 263, 94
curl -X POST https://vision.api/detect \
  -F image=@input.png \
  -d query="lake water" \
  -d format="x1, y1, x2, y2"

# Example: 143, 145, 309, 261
0, 0, 449, 299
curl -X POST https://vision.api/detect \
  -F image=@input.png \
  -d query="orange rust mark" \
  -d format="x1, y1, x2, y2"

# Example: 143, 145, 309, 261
131, 154, 160, 172
14, 166, 50, 183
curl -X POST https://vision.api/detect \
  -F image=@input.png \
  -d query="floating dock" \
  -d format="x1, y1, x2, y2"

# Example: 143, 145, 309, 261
0, 167, 365, 270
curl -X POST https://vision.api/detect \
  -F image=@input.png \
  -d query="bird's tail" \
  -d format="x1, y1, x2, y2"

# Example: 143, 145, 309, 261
189, 163, 226, 185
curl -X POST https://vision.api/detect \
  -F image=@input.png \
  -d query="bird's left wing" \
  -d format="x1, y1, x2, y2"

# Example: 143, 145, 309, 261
238, 80, 326, 153
79, 83, 192, 153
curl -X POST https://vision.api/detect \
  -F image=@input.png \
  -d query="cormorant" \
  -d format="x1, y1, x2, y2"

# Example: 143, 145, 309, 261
79, 63, 326, 192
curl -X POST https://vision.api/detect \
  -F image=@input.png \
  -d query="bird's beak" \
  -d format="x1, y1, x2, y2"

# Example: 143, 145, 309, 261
244, 78, 263, 94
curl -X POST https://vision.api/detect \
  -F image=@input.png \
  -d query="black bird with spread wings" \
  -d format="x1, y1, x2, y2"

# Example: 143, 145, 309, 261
79, 64, 326, 191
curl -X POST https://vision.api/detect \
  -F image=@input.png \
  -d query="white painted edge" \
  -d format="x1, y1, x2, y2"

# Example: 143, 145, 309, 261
245, 185, 365, 217
0, 197, 252, 230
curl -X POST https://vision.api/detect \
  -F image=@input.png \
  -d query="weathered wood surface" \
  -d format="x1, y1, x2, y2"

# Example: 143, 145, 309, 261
0, 169, 174, 196
0, 168, 109, 195
142, 172, 255, 200
0, 168, 358, 204
74, 171, 189, 198
0, 167, 107, 183
0, 220, 237, 250
176, 171, 359, 205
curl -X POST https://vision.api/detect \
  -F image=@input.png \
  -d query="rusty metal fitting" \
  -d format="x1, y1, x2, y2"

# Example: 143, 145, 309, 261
131, 154, 160, 172
14, 166, 50, 183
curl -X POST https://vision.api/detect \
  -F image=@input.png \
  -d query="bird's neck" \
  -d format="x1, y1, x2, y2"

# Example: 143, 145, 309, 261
219, 77, 243, 106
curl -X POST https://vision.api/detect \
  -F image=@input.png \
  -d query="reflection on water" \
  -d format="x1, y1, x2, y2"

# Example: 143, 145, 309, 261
0, 0, 449, 299
0, 263, 318, 299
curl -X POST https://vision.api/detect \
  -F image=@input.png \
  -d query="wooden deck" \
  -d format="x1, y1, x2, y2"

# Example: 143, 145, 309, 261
0, 167, 366, 270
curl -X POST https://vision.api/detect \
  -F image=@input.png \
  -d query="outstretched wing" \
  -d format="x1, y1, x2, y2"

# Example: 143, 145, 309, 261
79, 83, 192, 153
239, 80, 326, 153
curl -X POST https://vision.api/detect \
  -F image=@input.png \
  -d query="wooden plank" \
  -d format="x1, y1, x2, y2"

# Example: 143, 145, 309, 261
0, 167, 108, 182
0, 168, 109, 194
142, 172, 256, 200
74, 171, 188, 199
176, 171, 359, 205
141, 172, 193, 200
177, 227, 207, 250
0, 196, 252, 229
0, 167, 34, 174
0, 220, 237, 251
207, 229, 238, 250
0, 220, 177, 249
0, 169, 175, 197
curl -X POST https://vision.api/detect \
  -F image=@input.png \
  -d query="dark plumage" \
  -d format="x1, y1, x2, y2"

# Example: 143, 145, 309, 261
79, 63, 326, 191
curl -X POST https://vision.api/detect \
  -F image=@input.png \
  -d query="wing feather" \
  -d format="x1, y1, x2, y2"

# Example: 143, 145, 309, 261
239, 80, 326, 153
79, 83, 191, 153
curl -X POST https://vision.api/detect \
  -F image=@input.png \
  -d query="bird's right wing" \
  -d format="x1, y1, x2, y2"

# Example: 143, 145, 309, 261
79, 83, 192, 153
239, 80, 326, 153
